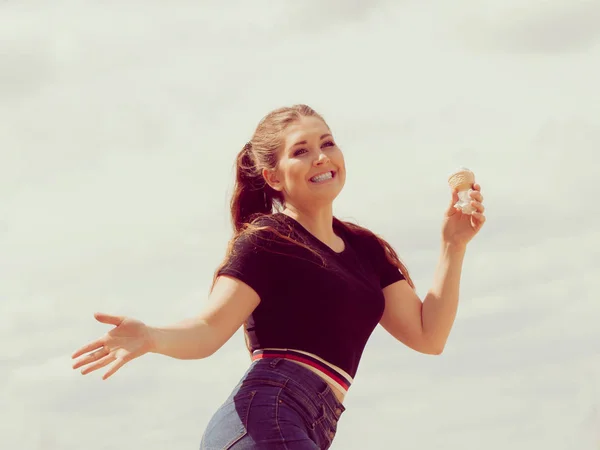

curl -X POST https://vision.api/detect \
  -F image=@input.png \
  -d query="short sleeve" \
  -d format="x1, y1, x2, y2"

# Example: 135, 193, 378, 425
367, 234, 406, 289
217, 230, 277, 301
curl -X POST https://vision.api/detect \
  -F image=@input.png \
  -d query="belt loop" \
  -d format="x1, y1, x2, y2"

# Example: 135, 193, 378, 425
269, 357, 282, 368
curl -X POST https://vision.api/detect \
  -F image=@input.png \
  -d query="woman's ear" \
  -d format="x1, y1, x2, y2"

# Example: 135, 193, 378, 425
263, 168, 283, 192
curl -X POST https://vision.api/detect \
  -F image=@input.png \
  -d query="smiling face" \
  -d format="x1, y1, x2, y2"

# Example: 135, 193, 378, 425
263, 115, 346, 209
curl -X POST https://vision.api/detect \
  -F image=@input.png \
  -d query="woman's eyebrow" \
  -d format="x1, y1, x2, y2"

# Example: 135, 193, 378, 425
292, 134, 333, 147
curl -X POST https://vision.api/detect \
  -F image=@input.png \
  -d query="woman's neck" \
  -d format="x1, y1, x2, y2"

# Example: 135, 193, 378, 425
281, 204, 341, 250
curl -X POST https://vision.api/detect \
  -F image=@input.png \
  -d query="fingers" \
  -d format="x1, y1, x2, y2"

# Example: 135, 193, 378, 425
471, 211, 486, 228
102, 358, 127, 380
71, 313, 128, 379
72, 346, 108, 370
94, 312, 124, 327
80, 353, 116, 375
469, 188, 483, 203
73, 346, 129, 380
469, 190, 483, 202
470, 200, 485, 213
469, 186, 484, 213
72, 339, 104, 359
72, 313, 124, 359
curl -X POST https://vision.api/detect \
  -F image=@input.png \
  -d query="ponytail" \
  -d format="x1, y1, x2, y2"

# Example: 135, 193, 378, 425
231, 142, 278, 233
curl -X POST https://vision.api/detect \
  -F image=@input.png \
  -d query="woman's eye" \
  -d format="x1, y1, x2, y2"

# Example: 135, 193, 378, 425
293, 148, 307, 156
322, 141, 335, 148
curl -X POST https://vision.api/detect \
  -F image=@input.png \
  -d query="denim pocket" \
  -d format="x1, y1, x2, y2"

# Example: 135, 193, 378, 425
278, 391, 335, 447
308, 404, 329, 431
311, 404, 336, 447
201, 390, 257, 450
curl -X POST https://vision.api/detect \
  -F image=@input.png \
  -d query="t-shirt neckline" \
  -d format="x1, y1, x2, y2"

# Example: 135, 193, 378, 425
276, 213, 348, 256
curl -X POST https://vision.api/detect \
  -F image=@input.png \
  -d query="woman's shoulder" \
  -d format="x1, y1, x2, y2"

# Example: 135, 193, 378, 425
233, 214, 295, 250
251, 212, 286, 230
335, 219, 380, 249
337, 219, 398, 266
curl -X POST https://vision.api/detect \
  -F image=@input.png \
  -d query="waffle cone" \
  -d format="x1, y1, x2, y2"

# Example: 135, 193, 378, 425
448, 169, 475, 191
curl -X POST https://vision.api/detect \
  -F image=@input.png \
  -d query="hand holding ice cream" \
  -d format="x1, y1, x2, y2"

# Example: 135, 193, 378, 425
448, 167, 476, 215
441, 166, 486, 248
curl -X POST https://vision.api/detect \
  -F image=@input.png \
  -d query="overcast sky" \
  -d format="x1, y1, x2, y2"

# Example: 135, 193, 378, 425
2, 1, 599, 449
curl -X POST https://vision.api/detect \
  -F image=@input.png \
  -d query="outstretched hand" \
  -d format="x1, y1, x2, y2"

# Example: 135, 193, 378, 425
71, 312, 154, 380
441, 183, 486, 248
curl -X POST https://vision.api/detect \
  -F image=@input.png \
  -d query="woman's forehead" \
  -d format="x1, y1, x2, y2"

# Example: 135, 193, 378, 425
282, 117, 330, 146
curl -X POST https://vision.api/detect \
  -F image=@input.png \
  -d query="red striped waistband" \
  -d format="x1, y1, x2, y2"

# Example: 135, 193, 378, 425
251, 348, 353, 393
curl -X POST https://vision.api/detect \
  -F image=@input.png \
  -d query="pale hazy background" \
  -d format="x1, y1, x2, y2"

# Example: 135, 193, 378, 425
2, 1, 599, 449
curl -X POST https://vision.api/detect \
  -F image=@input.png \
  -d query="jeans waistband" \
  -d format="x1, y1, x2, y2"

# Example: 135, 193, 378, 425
252, 349, 352, 394
245, 358, 346, 420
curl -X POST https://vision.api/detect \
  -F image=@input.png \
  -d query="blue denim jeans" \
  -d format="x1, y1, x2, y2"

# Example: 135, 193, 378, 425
200, 358, 346, 449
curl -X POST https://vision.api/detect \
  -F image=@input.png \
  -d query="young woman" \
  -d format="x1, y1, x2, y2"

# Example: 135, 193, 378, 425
71, 104, 486, 449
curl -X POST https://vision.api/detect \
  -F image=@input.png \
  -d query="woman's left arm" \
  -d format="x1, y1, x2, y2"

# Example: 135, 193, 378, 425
419, 242, 466, 353
379, 184, 485, 354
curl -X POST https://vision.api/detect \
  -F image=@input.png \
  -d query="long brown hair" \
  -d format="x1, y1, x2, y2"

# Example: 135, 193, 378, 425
211, 104, 415, 354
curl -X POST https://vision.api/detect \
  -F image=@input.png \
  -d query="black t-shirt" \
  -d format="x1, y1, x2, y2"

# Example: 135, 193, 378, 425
217, 213, 405, 379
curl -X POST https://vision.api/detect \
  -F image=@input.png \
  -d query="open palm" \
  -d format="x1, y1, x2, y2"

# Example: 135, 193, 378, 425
71, 312, 154, 380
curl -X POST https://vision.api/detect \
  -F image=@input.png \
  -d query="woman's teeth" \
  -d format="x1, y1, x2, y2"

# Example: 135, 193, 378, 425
310, 172, 333, 183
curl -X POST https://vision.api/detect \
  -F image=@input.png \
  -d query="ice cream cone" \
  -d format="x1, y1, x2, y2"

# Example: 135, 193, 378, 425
448, 167, 475, 191
448, 167, 476, 214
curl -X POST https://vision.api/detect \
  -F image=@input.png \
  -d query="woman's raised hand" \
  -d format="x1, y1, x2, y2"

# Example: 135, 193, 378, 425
442, 183, 486, 248
71, 312, 155, 380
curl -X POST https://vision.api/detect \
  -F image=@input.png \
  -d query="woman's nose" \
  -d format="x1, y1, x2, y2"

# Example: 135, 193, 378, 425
314, 152, 330, 166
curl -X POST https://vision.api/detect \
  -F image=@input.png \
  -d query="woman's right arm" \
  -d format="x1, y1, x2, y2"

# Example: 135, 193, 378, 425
150, 275, 260, 360
72, 275, 260, 380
